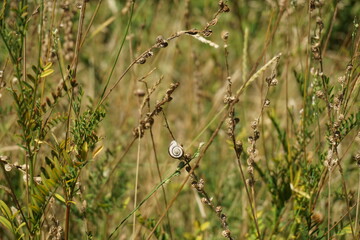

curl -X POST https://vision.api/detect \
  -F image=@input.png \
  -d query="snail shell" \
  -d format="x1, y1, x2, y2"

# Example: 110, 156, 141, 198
168, 140, 184, 159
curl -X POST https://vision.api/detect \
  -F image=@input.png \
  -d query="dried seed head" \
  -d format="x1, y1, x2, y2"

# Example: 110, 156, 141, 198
264, 99, 271, 107
254, 130, 260, 140
251, 120, 258, 130
215, 206, 223, 213
202, 29, 212, 37
76, 3, 83, 9
197, 179, 205, 191
346, 64, 353, 73
338, 75, 346, 84
219, 1, 230, 12
310, 0, 316, 11
235, 140, 243, 155
132, 127, 144, 138
143, 51, 154, 58
134, 89, 146, 97
311, 211, 324, 224
156, 35, 168, 48
247, 156, 255, 165
222, 229, 231, 238
316, 17, 323, 28
316, 90, 324, 99
246, 178, 254, 187
222, 31, 229, 41
70, 79, 78, 88
270, 78, 278, 86
201, 197, 210, 205
136, 57, 146, 64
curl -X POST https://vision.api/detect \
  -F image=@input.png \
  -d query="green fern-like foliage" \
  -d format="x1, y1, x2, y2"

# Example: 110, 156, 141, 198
29, 153, 69, 231
339, 111, 360, 139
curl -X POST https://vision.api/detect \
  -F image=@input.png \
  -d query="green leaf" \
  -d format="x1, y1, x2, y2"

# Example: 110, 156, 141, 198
31, 65, 39, 75
29, 204, 40, 214
43, 62, 53, 70
40, 68, 54, 78
0, 200, 12, 218
17, 233, 25, 240
32, 193, 45, 204
92, 145, 103, 159
0, 216, 12, 231
26, 74, 36, 83
200, 221, 210, 231
337, 225, 352, 236
37, 184, 49, 196
15, 222, 26, 233
54, 193, 66, 203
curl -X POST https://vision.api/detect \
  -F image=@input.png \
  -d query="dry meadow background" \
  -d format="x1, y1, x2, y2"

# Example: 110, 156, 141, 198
0, 0, 359, 239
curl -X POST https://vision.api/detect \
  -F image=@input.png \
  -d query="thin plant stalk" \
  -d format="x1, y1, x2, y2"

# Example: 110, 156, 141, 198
99, 0, 135, 100
327, 169, 331, 240
132, 134, 141, 240
355, 169, 360, 237
108, 166, 183, 239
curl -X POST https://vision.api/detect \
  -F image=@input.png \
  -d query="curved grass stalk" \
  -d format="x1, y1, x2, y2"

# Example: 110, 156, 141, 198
108, 166, 183, 239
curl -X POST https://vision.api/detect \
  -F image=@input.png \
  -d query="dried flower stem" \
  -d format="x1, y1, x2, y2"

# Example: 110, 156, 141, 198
132, 133, 141, 239
146, 54, 280, 237
185, 162, 234, 240
97, 1, 230, 108
140, 72, 174, 238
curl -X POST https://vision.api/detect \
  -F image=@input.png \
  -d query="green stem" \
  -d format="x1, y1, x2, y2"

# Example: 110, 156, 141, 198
99, 0, 135, 100
108, 166, 183, 239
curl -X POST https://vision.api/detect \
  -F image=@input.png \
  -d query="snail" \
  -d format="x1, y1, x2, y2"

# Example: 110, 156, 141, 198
168, 140, 184, 159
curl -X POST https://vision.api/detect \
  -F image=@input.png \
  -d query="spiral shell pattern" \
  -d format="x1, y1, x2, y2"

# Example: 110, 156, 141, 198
168, 140, 184, 159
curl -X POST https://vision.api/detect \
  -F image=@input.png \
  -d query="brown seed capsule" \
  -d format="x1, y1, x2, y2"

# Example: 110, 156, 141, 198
134, 89, 146, 97
156, 35, 168, 48
215, 206, 223, 213
70, 79, 78, 88
136, 57, 146, 64
264, 99, 270, 107
235, 141, 243, 154
202, 29, 212, 37
270, 78, 278, 86
222, 229, 231, 238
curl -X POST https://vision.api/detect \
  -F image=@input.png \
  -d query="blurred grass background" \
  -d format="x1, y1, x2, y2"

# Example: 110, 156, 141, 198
0, 0, 359, 239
